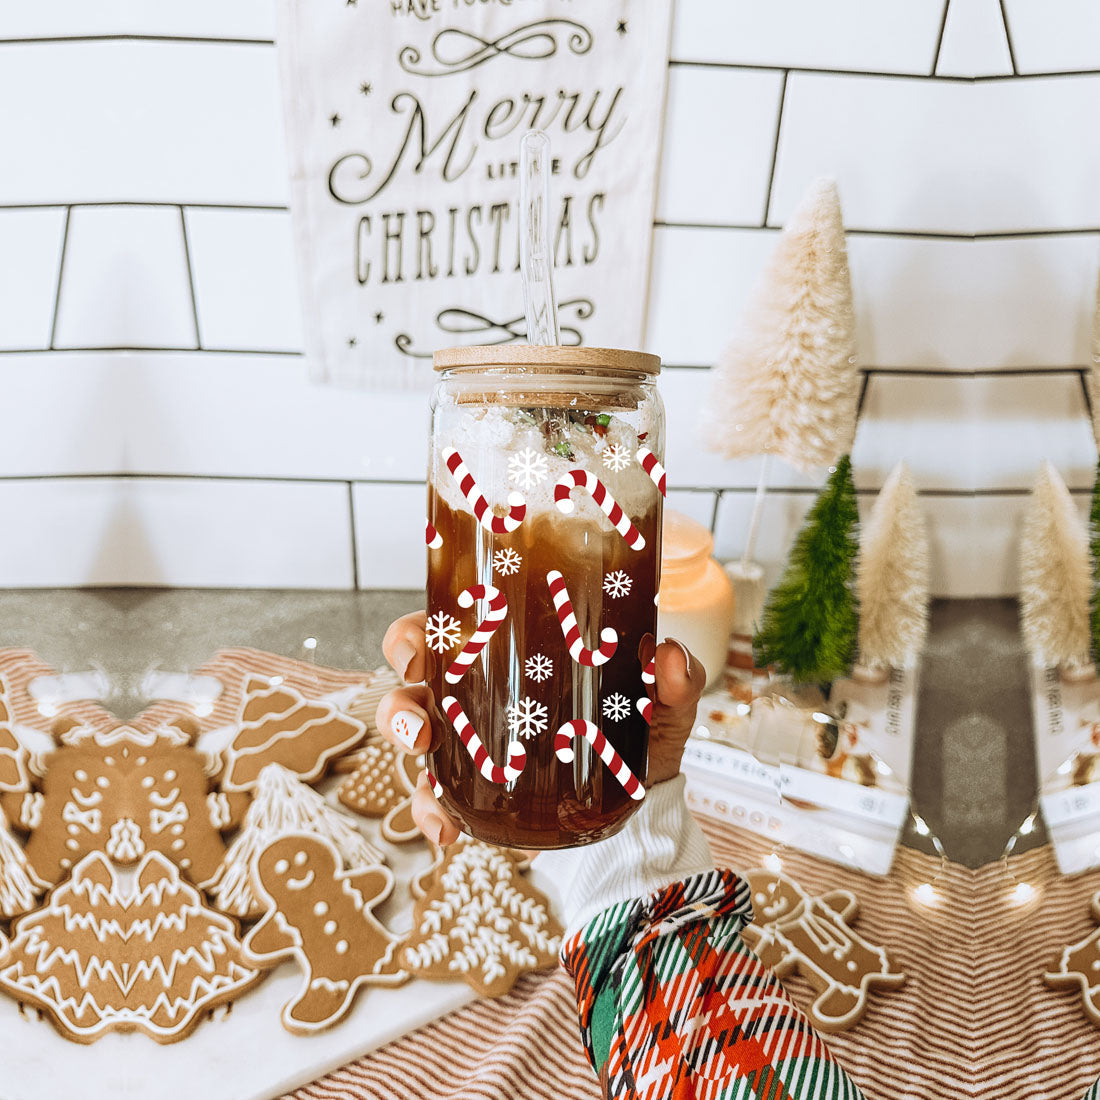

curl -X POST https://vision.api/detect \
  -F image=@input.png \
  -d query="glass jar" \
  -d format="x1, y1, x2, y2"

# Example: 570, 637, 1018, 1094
426, 345, 665, 849
656, 512, 735, 690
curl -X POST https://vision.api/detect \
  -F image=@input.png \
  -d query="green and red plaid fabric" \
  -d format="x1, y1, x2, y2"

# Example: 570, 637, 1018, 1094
1084, 1081, 1100, 1099
561, 868, 865, 1099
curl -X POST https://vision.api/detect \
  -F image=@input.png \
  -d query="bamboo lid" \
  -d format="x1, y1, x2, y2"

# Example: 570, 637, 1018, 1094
432, 345, 661, 375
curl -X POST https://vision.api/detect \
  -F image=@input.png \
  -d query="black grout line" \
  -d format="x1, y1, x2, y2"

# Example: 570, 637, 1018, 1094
47, 206, 71, 351
668, 59, 971, 83
0, 202, 289, 212
709, 490, 722, 534
177, 207, 202, 351
930, 0, 951, 77
1080, 371, 1095, 425
855, 371, 872, 417
0, 35, 275, 46
997, 0, 1018, 76
0, 346, 304, 357
761, 71, 787, 227
347, 482, 360, 590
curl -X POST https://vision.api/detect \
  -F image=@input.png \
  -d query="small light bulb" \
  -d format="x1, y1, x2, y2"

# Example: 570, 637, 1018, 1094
1018, 815, 1036, 836
875, 759, 892, 775
37, 701, 58, 718
303, 637, 317, 650
1011, 883, 1036, 905
763, 853, 783, 874
913, 815, 931, 837
269, 676, 284, 686
914, 883, 938, 906
1058, 759, 1074, 775
193, 701, 214, 718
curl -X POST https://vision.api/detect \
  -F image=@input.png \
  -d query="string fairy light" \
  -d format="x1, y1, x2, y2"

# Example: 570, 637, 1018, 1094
998, 804, 1044, 908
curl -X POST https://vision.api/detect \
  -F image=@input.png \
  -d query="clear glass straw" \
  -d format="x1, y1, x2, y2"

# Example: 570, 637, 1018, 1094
519, 130, 560, 346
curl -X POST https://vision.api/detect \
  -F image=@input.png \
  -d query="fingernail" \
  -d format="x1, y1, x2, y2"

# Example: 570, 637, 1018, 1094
424, 813, 445, 844
392, 709, 425, 750
393, 638, 416, 679
663, 637, 692, 675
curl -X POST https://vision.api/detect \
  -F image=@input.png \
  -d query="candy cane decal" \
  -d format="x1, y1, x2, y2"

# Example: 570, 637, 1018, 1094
637, 655, 656, 723
442, 696, 526, 784
425, 519, 443, 549
553, 470, 645, 550
425, 770, 443, 799
554, 720, 645, 800
546, 570, 618, 667
443, 447, 526, 534
636, 447, 667, 496
444, 585, 508, 685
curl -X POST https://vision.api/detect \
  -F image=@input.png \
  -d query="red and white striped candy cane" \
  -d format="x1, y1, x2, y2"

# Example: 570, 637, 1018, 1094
554, 720, 644, 800
636, 655, 656, 723
425, 769, 443, 799
425, 519, 443, 549
443, 695, 526, 784
444, 585, 508, 685
635, 447, 667, 496
546, 570, 618, 667
553, 470, 645, 550
443, 447, 526, 533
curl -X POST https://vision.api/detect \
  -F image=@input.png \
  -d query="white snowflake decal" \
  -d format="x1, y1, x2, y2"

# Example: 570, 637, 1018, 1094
493, 547, 523, 577
506, 696, 549, 740
425, 611, 463, 654
601, 444, 632, 473
507, 447, 549, 490
525, 653, 553, 683
602, 693, 631, 723
603, 570, 633, 599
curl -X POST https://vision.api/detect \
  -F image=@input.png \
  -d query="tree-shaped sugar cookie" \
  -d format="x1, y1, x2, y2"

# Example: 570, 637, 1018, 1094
402, 836, 561, 997
0, 800, 41, 918
740, 867, 905, 1032
242, 833, 407, 1033
208, 763, 384, 919
0, 849, 263, 1043
220, 676, 366, 791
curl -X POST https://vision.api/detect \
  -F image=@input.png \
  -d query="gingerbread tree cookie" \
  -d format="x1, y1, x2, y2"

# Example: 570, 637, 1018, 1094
20, 723, 230, 888
1045, 890, 1100, 1025
208, 763, 384, 919
242, 833, 407, 1033
0, 800, 41, 918
220, 677, 366, 791
401, 836, 562, 997
740, 867, 905, 1032
0, 849, 263, 1043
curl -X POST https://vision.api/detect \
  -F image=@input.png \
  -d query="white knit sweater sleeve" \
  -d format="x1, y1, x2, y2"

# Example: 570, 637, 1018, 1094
529, 774, 715, 940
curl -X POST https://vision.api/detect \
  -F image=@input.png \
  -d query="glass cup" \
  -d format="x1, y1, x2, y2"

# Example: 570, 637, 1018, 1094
425, 345, 665, 848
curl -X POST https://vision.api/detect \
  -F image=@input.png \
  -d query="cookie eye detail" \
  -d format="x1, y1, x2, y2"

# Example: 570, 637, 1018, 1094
74, 769, 88, 781
275, 859, 290, 874
294, 850, 308, 866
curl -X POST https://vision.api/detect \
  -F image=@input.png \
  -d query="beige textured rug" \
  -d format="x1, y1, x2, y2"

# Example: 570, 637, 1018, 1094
288, 821, 1100, 1100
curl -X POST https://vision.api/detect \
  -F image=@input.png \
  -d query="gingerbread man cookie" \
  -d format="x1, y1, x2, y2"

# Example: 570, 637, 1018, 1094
402, 835, 561, 997
21, 722, 231, 888
1045, 890, 1100, 1025
740, 868, 906, 1032
220, 677, 366, 791
242, 833, 407, 1033
0, 849, 263, 1044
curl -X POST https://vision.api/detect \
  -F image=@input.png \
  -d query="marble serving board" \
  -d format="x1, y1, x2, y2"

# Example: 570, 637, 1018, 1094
0, 783, 488, 1100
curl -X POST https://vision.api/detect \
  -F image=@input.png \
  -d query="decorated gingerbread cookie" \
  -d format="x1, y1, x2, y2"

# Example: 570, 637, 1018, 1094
740, 868, 906, 1032
242, 833, 407, 1033
402, 835, 561, 997
338, 739, 422, 845
208, 763, 384, 919
20, 722, 231, 888
220, 677, 366, 791
0, 849, 264, 1043
0, 799, 42, 918
1045, 890, 1100, 1025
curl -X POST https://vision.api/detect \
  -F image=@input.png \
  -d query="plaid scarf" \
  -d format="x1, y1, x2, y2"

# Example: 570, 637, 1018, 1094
561, 868, 866, 1100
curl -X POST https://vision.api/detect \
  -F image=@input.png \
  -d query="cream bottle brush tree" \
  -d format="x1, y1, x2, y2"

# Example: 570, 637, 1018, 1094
857, 462, 930, 671
701, 177, 860, 583
1019, 461, 1090, 669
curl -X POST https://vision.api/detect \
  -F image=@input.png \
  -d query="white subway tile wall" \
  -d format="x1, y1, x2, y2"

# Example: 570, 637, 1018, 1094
0, 0, 1097, 596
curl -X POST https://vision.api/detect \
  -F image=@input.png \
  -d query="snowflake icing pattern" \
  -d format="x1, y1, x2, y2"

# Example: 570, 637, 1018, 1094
425, 611, 463, 654
603, 570, 633, 599
524, 653, 553, 683
602, 693, 632, 723
601, 444, 632, 473
506, 697, 549, 740
493, 547, 523, 577
507, 447, 549, 490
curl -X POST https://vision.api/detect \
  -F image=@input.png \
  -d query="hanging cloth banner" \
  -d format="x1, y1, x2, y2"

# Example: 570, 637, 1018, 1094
276, 0, 674, 389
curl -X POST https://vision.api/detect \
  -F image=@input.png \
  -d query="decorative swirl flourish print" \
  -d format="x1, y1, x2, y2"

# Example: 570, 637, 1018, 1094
398, 19, 593, 78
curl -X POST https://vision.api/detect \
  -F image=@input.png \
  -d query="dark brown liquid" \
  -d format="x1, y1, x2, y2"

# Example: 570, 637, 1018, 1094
426, 487, 662, 848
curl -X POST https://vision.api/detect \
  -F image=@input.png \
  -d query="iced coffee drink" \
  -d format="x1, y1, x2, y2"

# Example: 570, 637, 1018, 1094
426, 346, 665, 849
